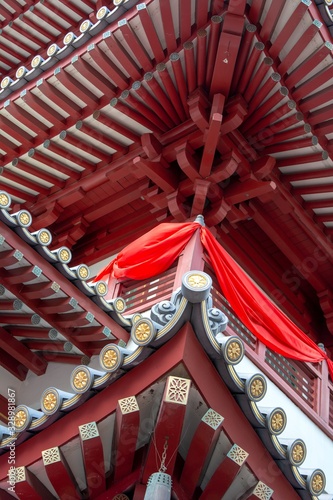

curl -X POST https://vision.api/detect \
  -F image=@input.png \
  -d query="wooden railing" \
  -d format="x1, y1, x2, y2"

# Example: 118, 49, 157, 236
117, 264, 333, 438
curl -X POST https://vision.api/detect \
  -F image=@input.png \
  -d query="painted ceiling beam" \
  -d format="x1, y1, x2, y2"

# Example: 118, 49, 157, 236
117, 19, 153, 73
13, 466, 55, 500
0, 347, 28, 381
206, 15, 222, 88
0, 326, 47, 375
136, 4, 165, 63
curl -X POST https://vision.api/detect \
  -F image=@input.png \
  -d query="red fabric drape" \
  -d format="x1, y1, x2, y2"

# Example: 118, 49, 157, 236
94, 222, 199, 282
94, 221, 333, 379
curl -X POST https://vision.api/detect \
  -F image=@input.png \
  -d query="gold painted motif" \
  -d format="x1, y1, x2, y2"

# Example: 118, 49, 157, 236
0, 193, 9, 206
60, 248, 70, 262
102, 348, 118, 368
43, 391, 57, 411
227, 340, 242, 361
115, 299, 124, 311
135, 322, 151, 341
271, 411, 284, 432
291, 443, 304, 463
187, 273, 208, 288
79, 266, 89, 279
15, 410, 27, 429
73, 370, 89, 389
312, 473, 323, 493
250, 377, 264, 398
39, 230, 50, 244
18, 211, 30, 225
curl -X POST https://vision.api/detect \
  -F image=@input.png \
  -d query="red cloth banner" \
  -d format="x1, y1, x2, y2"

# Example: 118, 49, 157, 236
94, 221, 333, 379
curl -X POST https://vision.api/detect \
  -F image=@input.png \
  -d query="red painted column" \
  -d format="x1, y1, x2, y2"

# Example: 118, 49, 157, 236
12, 466, 54, 500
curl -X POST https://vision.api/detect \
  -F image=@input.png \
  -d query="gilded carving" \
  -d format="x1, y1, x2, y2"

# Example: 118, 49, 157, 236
202, 409, 224, 430
253, 481, 274, 499
14, 409, 27, 430
79, 422, 99, 441
227, 444, 249, 466
165, 377, 191, 405
119, 396, 139, 414
42, 447, 61, 465
187, 273, 208, 288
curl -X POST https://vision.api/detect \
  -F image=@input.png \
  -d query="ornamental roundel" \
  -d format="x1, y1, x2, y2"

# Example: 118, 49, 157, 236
131, 318, 156, 346
288, 439, 306, 466
115, 298, 125, 312
77, 264, 89, 280
223, 336, 244, 365
38, 229, 52, 245
96, 281, 108, 296
246, 374, 267, 402
181, 270, 212, 303
59, 247, 71, 263
0, 191, 10, 208
267, 408, 286, 435
41, 388, 60, 415
71, 366, 93, 393
99, 344, 123, 372
14, 407, 29, 431
308, 469, 326, 496
17, 210, 31, 227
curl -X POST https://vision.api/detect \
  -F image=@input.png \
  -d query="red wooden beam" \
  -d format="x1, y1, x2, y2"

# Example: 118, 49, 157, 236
143, 73, 180, 126
4, 101, 48, 137
136, 4, 165, 63
170, 52, 189, 118
199, 112, 223, 178
12, 466, 55, 500
159, 0, 177, 54
0, 395, 8, 424
191, 179, 210, 217
0, 326, 47, 376
75, 121, 125, 153
2, 168, 50, 196
79, 422, 106, 498
184, 42, 196, 94
179, 408, 224, 497
247, 73, 281, 116
285, 42, 333, 90
86, 44, 128, 91
260, 1, 285, 43
54, 68, 98, 110
156, 63, 187, 122
0, 115, 33, 148
179, 0, 192, 43
19, 13, 56, 42
200, 444, 249, 499
131, 81, 174, 129
133, 156, 178, 193
9, 22, 46, 48
292, 66, 333, 102
42, 447, 81, 499
243, 57, 273, 104
262, 136, 318, 155
247, 0, 265, 24
237, 41, 264, 95
117, 19, 153, 73
120, 90, 168, 132
176, 143, 200, 182
277, 21, 321, 77
28, 4, 64, 32
224, 177, 276, 205
210, 13, 244, 97
72, 57, 116, 98
93, 110, 140, 143
269, 1, 311, 60
142, 376, 191, 483
197, 29, 207, 88
0, 347, 28, 381
42, 140, 95, 174
112, 397, 140, 482
206, 15, 222, 88
244, 100, 297, 138
59, 130, 109, 163
0, 30, 33, 55
35, 79, 82, 121
102, 31, 141, 80
12, 158, 66, 188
